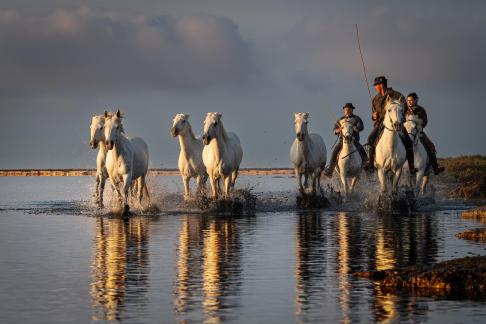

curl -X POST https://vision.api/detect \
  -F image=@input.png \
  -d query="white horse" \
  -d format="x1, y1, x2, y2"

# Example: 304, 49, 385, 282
104, 110, 150, 212
202, 112, 243, 199
375, 98, 407, 194
90, 113, 110, 208
336, 119, 363, 200
171, 113, 208, 198
404, 115, 430, 196
290, 112, 327, 195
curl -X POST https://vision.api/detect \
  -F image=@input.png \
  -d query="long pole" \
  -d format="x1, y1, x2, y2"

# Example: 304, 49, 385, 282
355, 24, 373, 109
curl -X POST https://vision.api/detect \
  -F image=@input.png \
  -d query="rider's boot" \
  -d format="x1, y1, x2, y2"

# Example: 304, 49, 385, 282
364, 144, 375, 173
324, 141, 341, 177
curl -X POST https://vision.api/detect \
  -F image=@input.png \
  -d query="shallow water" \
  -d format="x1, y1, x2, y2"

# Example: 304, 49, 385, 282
1, 176, 486, 323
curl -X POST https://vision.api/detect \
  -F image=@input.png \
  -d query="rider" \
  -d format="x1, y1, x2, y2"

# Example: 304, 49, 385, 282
324, 102, 368, 177
405, 92, 445, 175
365, 76, 417, 174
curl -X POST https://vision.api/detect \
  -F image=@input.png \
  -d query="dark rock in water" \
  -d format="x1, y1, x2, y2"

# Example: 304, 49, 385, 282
355, 256, 486, 299
296, 193, 330, 209
456, 228, 486, 242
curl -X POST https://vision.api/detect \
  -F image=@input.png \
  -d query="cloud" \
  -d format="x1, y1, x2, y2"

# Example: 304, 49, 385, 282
0, 7, 257, 92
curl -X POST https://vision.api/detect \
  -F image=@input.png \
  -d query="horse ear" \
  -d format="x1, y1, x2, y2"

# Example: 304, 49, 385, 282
104, 110, 109, 118
304, 112, 310, 119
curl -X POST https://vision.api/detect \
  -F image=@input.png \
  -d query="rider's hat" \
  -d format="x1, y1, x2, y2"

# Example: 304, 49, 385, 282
373, 76, 387, 86
343, 102, 355, 110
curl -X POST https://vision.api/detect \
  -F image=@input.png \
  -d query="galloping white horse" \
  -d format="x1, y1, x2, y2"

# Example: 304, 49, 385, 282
290, 112, 327, 195
90, 113, 110, 208
202, 112, 243, 199
171, 113, 208, 198
375, 98, 407, 194
337, 119, 363, 200
404, 115, 430, 196
104, 110, 150, 212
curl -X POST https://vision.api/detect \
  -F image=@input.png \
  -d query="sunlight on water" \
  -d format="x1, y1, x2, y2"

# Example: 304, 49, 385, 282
1, 176, 486, 323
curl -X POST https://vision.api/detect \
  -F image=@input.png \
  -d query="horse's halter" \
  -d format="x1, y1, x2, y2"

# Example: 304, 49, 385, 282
384, 101, 403, 132
340, 121, 354, 144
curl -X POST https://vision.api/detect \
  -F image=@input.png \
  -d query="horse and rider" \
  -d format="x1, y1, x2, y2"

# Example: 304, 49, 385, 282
324, 75, 444, 180
323, 103, 367, 177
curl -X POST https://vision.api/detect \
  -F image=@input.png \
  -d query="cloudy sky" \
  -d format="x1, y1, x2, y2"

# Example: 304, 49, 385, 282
0, 0, 485, 168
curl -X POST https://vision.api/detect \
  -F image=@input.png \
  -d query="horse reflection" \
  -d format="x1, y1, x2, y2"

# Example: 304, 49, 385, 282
90, 216, 150, 321
174, 214, 246, 323
368, 212, 439, 322
294, 210, 327, 321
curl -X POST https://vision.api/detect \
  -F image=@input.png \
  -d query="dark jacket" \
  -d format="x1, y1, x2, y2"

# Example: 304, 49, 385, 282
371, 87, 406, 125
333, 114, 364, 141
405, 105, 428, 128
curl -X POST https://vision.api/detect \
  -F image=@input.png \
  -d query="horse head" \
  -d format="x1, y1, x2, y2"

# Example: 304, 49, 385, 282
104, 110, 124, 150
294, 112, 310, 141
202, 112, 222, 145
90, 114, 106, 149
340, 119, 354, 144
384, 98, 404, 132
404, 115, 422, 144
171, 113, 190, 137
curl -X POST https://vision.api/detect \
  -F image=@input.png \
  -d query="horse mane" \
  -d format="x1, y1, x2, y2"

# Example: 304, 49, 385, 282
186, 121, 196, 140
219, 120, 229, 142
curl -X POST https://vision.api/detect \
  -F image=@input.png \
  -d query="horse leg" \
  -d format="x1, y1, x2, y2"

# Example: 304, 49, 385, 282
196, 174, 206, 195
231, 169, 238, 192
94, 173, 101, 206
210, 175, 218, 199
311, 172, 317, 196
341, 172, 349, 201
122, 174, 131, 213
421, 175, 429, 196
224, 174, 233, 197
99, 172, 107, 208
350, 176, 359, 196
295, 169, 304, 194
377, 168, 387, 194
415, 171, 424, 197
391, 169, 402, 194
304, 173, 309, 193
182, 175, 190, 200
138, 176, 147, 210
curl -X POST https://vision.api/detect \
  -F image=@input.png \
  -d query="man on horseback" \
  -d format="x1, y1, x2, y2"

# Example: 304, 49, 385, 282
324, 102, 367, 177
405, 92, 445, 175
365, 76, 417, 174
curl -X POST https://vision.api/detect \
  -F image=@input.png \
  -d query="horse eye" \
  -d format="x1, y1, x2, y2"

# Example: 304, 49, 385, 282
214, 122, 218, 126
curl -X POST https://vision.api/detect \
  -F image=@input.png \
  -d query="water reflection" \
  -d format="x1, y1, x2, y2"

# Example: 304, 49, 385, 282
174, 214, 249, 323
90, 216, 150, 321
294, 210, 327, 322
293, 211, 440, 323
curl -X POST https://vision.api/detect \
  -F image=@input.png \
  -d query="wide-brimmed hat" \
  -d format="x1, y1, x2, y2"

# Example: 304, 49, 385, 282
343, 102, 355, 109
373, 76, 387, 86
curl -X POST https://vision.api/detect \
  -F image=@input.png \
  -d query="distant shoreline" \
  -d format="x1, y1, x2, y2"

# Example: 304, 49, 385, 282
0, 168, 294, 176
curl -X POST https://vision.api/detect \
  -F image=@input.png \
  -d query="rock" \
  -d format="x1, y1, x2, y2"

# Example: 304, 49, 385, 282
355, 256, 486, 299
456, 228, 486, 242
461, 205, 486, 222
